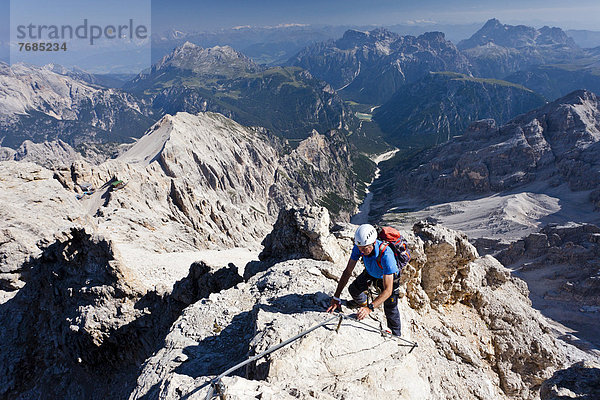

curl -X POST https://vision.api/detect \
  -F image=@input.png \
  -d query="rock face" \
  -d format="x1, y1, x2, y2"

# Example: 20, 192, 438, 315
0, 62, 155, 148
125, 42, 355, 140
382, 90, 600, 205
413, 221, 479, 307
0, 161, 92, 293
290, 28, 472, 104
540, 361, 600, 400
0, 228, 147, 399
458, 19, 584, 78
373, 72, 546, 148
128, 215, 597, 400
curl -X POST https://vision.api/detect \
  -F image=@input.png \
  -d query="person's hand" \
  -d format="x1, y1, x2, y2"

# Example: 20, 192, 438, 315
357, 306, 372, 320
326, 297, 341, 313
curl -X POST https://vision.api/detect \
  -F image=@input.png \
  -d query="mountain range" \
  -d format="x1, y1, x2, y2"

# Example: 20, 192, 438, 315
289, 29, 472, 104
458, 18, 584, 78
125, 42, 355, 140
373, 71, 546, 147
381, 89, 600, 202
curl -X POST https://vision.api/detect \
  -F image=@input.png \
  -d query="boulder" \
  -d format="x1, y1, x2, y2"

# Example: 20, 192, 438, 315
259, 206, 345, 264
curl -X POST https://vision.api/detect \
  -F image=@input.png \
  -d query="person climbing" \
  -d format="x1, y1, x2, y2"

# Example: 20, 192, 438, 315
326, 224, 402, 336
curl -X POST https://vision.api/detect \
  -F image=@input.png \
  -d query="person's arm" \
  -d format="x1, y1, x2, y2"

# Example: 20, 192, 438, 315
356, 273, 393, 320
326, 258, 357, 312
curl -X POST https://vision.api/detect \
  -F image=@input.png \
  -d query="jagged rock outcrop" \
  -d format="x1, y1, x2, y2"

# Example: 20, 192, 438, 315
129, 214, 598, 400
540, 361, 600, 400
0, 161, 92, 293
0, 228, 147, 399
289, 28, 472, 104
259, 206, 345, 264
0, 62, 155, 148
413, 221, 479, 307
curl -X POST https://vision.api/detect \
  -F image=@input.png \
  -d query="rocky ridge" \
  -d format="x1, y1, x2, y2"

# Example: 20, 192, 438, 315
2, 111, 358, 293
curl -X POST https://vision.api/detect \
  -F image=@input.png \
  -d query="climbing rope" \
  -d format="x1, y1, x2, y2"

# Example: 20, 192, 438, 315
199, 312, 417, 399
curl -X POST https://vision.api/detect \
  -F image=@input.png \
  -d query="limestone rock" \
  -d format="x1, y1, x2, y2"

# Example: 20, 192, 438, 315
259, 206, 344, 264
413, 221, 479, 306
0, 227, 245, 400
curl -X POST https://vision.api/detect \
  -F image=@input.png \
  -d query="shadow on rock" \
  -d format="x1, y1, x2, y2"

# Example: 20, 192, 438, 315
259, 292, 331, 315
174, 311, 254, 380
0, 227, 243, 400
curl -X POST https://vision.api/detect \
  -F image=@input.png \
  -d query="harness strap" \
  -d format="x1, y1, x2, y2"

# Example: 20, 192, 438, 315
376, 242, 389, 270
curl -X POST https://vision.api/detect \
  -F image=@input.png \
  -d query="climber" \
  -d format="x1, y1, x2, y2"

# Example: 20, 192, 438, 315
326, 224, 402, 336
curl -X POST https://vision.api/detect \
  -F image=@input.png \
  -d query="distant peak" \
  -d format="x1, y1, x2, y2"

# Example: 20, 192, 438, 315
341, 29, 369, 39
483, 18, 503, 28
154, 41, 261, 76
419, 31, 446, 42
173, 41, 200, 52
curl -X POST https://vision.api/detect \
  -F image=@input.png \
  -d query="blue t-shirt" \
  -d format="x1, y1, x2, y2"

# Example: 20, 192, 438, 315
350, 239, 399, 279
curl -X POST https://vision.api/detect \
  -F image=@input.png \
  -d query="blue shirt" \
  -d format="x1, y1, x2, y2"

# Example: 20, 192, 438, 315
350, 239, 399, 279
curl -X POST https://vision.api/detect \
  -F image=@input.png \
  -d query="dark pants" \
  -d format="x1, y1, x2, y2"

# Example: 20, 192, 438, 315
348, 270, 402, 336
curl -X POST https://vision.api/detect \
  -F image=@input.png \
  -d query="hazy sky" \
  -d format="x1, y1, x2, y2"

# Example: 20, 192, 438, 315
2, 0, 599, 38
150, 0, 600, 32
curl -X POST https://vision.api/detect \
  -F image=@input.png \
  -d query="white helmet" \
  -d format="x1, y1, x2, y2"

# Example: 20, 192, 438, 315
354, 224, 377, 246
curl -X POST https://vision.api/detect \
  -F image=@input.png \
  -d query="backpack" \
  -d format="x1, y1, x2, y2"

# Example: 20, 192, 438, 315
375, 226, 411, 272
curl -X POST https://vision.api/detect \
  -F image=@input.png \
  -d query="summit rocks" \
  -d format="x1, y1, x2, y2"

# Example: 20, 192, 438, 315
128, 212, 597, 400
